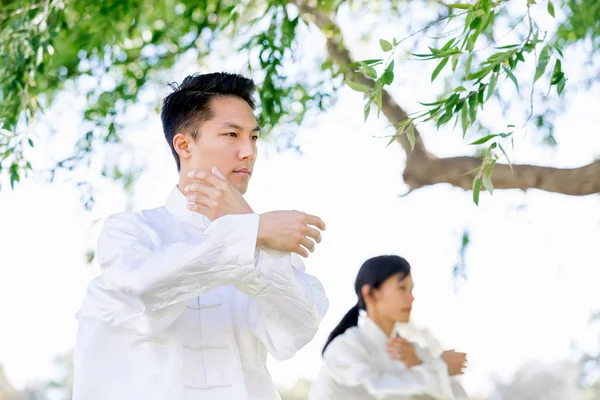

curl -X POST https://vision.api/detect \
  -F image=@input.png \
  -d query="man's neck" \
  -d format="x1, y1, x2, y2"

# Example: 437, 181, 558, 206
177, 169, 193, 193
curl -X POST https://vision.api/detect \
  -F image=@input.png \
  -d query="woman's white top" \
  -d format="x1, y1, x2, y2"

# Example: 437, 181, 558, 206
308, 317, 468, 400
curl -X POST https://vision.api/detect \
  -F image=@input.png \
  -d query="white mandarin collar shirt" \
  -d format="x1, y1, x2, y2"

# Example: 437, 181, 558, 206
308, 317, 468, 400
73, 187, 329, 400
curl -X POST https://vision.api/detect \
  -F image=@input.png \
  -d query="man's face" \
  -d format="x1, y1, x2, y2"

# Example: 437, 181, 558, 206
184, 96, 259, 194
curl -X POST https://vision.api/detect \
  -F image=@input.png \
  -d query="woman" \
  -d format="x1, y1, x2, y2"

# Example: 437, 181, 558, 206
308, 255, 468, 400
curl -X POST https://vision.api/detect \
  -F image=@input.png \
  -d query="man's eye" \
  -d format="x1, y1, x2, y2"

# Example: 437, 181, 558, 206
252, 135, 259, 141
226, 132, 237, 137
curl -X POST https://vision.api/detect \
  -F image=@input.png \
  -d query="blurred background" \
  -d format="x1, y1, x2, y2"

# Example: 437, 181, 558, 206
1, 0, 600, 399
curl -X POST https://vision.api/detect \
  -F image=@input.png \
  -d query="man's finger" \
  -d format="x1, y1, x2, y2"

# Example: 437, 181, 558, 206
212, 166, 230, 183
294, 245, 309, 258
300, 237, 316, 253
304, 226, 322, 243
187, 170, 227, 189
185, 182, 221, 199
304, 214, 326, 230
186, 193, 219, 210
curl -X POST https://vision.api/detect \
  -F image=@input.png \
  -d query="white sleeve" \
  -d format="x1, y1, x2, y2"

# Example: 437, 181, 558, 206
93, 212, 258, 334
323, 334, 457, 400
242, 250, 329, 360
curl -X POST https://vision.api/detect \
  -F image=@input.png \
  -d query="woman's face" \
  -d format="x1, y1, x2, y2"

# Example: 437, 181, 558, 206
368, 273, 414, 323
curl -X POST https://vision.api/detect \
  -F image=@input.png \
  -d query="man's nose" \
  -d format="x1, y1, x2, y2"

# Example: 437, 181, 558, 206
239, 138, 256, 160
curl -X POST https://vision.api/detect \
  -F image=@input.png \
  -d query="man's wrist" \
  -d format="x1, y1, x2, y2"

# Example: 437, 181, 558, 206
256, 213, 266, 247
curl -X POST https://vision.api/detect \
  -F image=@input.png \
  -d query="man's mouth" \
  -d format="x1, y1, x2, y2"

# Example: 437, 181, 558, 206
233, 168, 251, 176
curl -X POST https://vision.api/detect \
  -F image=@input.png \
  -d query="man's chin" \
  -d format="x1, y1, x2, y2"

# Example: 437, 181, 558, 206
233, 183, 249, 195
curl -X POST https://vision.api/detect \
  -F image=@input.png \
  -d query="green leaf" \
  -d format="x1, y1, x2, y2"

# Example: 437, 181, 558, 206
498, 143, 513, 171
386, 134, 397, 147
465, 53, 473, 77
468, 66, 493, 81
419, 98, 448, 106
547, 1, 555, 16
470, 134, 498, 145
412, 53, 438, 59
382, 61, 395, 85
437, 111, 454, 127
557, 76, 567, 95
551, 59, 562, 79
516, 52, 525, 62
431, 58, 449, 81
348, 59, 383, 68
554, 45, 564, 58
451, 54, 460, 71
446, 93, 460, 109
468, 95, 478, 122
382, 70, 394, 85
466, 36, 476, 51
502, 66, 520, 93
363, 64, 378, 79
534, 46, 551, 82
482, 0, 490, 13
487, 73, 497, 100
380, 39, 393, 52
481, 10, 496, 31
472, 176, 481, 205
447, 3, 472, 9
469, 16, 482, 31
28, 138, 34, 147
389, 121, 410, 146
364, 99, 372, 121
406, 124, 415, 151
441, 38, 456, 51
482, 177, 494, 194
455, 100, 465, 112
496, 44, 520, 50
428, 46, 441, 56
454, 86, 467, 92
375, 85, 383, 116
461, 102, 469, 137
346, 80, 371, 93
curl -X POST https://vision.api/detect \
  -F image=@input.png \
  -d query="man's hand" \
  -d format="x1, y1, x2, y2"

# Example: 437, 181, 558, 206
386, 337, 423, 368
184, 167, 253, 220
441, 350, 467, 376
257, 211, 326, 258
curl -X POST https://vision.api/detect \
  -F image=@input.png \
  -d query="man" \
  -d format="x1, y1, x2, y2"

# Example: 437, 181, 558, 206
73, 72, 329, 400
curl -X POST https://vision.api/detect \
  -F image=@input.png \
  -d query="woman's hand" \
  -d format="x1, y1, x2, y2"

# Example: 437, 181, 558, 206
386, 337, 423, 368
441, 350, 468, 375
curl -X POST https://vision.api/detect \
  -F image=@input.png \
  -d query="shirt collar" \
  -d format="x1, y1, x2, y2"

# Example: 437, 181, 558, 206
360, 316, 391, 346
165, 186, 211, 230
361, 316, 423, 345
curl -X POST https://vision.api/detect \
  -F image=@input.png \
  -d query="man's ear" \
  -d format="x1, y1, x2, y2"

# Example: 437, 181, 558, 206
173, 133, 192, 161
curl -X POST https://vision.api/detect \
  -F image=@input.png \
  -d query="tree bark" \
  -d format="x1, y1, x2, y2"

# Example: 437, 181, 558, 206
292, 0, 600, 196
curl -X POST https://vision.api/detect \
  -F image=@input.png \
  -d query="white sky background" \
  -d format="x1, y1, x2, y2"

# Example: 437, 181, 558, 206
1, 1, 600, 397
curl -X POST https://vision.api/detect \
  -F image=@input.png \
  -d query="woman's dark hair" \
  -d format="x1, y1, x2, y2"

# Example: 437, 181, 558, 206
322, 255, 411, 355
160, 72, 257, 171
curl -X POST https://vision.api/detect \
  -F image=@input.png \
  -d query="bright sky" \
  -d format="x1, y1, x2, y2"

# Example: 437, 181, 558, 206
1, 2, 600, 398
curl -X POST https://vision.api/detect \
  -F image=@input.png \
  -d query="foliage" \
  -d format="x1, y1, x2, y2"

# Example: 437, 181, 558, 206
1, 0, 599, 203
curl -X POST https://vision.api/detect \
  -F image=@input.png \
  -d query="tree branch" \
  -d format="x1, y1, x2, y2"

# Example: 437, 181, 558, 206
292, 0, 428, 157
292, 0, 600, 196
404, 154, 600, 195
